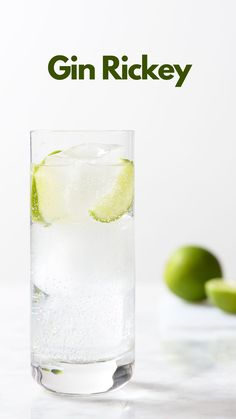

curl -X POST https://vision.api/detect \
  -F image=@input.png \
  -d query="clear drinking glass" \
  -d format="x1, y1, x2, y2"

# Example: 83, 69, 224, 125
30, 130, 135, 395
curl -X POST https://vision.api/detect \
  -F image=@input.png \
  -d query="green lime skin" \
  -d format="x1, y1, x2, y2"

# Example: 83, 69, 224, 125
164, 246, 223, 302
31, 150, 62, 224
206, 280, 236, 314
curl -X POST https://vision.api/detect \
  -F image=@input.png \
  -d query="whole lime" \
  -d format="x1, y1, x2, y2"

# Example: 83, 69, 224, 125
164, 246, 223, 301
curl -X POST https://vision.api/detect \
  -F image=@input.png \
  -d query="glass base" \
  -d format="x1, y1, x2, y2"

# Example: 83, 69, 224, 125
31, 354, 134, 395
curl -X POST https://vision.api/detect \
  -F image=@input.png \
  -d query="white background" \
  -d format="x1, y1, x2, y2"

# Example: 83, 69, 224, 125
1, 0, 236, 286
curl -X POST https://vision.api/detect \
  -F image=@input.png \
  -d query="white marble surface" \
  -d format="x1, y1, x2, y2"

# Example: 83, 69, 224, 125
1, 282, 236, 419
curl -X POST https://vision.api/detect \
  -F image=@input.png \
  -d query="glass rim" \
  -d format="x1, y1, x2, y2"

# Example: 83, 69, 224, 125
30, 129, 135, 135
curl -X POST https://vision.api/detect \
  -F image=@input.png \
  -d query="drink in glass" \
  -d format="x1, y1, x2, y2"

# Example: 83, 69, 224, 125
30, 130, 135, 395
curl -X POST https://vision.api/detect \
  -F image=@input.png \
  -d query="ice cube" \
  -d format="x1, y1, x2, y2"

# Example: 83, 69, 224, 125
44, 144, 125, 166
62, 143, 125, 165
43, 153, 74, 166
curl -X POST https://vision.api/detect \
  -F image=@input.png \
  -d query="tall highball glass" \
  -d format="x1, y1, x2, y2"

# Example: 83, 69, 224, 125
30, 130, 135, 395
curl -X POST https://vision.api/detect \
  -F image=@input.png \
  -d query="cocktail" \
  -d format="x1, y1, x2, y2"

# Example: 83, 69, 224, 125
30, 130, 135, 395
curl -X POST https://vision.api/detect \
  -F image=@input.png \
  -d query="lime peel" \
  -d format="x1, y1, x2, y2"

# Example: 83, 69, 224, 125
89, 159, 134, 223
51, 369, 63, 375
31, 150, 62, 224
31, 163, 45, 223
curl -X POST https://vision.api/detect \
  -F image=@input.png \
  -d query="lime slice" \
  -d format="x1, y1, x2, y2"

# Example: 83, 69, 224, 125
31, 150, 62, 224
205, 279, 236, 314
89, 159, 134, 223
31, 163, 46, 223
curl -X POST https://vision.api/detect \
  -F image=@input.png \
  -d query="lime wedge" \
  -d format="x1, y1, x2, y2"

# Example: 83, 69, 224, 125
89, 159, 134, 223
31, 150, 62, 224
205, 279, 236, 314
31, 163, 45, 223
